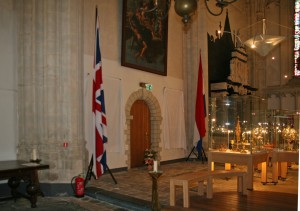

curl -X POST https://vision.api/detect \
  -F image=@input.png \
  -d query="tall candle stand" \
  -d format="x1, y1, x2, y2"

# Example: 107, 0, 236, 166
148, 170, 163, 211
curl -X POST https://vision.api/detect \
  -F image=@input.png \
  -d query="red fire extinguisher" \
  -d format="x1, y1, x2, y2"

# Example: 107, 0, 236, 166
71, 174, 85, 197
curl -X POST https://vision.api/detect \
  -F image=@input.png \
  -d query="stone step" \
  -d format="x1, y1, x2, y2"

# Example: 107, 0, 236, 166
85, 186, 152, 211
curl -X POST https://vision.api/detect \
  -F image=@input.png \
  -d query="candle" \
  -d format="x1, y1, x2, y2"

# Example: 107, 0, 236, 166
32, 149, 37, 160
153, 160, 158, 172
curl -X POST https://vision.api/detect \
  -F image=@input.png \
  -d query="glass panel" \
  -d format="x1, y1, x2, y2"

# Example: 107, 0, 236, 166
208, 95, 267, 154
209, 95, 300, 153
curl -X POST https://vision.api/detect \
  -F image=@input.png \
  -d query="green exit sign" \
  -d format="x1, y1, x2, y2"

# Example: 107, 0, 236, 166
140, 82, 153, 91
145, 84, 153, 91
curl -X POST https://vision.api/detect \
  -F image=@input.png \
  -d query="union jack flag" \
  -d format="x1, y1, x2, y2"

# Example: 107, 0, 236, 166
92, 8, 107, 178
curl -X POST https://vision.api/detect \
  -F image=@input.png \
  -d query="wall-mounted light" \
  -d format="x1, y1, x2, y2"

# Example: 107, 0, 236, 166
205, 0, 239, 16
140, 0, 197, 26
141, 0, 241, 26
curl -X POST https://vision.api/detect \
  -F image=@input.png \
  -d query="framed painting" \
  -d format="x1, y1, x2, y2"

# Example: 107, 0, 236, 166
121, 0, 169, 76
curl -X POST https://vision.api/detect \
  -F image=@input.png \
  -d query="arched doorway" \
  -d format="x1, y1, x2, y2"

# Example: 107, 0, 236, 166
124, 88, 162, 169
130, 100, 151, 168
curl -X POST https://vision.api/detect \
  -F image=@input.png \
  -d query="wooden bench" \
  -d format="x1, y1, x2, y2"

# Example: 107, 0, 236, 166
170, 171, 210, 208
169, 170, 247, 208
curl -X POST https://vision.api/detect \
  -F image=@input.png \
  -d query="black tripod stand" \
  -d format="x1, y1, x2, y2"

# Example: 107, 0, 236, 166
84, 155, 117, 187
186, 146, 207, 163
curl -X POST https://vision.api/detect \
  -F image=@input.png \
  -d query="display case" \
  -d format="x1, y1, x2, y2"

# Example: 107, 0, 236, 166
208, 95, 268, 153
208, 96, 300, 153
267, 110, 299, 152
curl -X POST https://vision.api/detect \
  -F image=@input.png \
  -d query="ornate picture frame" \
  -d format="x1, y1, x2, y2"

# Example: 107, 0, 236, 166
121, 0, 169, 76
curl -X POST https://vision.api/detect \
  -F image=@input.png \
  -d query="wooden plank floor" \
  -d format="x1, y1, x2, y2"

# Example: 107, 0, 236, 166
162, 190, 297, 211
162, 164, 298, 211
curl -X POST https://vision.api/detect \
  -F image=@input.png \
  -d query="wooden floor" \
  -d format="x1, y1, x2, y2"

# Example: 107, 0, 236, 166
162, 190, 297, 211
162, 164, 298, 211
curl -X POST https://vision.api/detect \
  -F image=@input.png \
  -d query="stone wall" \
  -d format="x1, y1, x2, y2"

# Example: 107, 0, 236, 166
16, 0, 86, 183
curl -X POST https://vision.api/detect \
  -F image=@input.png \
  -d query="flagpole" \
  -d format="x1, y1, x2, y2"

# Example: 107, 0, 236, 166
92, 6, 117, 184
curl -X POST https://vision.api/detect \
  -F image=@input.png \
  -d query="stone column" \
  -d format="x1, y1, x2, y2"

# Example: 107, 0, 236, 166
182, 3, 210, 151
182, 17, 199, 152
16, 0, 85, 183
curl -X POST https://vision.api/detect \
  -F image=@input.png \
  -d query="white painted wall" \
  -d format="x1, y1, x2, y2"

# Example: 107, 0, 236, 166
83, 56, 186, 168
0, 0, 18, 160
82, 1, 187, 169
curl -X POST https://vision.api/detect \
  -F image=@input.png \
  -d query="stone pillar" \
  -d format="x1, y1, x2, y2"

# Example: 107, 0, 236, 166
16, 0, 85, 183
182, 11, 199, 152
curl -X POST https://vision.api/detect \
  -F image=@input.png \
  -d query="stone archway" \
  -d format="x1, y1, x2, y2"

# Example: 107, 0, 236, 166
125, 88, 162, 169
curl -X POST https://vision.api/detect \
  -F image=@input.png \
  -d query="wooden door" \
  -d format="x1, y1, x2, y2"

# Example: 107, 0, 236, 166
130, 100, 151, 168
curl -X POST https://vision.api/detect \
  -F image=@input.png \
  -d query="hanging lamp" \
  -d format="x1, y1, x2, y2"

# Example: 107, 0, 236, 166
244, 19, 285, 57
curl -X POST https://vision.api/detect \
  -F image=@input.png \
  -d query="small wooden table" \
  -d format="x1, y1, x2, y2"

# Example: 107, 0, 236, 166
0, 160, 49, 208
272, 150, 299, 183
208, 150, 269, 190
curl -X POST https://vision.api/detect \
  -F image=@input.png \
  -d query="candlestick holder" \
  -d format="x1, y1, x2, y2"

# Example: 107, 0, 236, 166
148, 171, 163, 211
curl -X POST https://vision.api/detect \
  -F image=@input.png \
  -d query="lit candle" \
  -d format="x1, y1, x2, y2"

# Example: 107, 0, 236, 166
153, 160, 158, 172
32, 149, 37, 160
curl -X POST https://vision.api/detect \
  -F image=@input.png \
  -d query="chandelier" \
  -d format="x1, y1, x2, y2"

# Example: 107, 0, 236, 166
140, 0, 198, 25
217, 18, 287, 57
141, 0, 240, 25
174, 0, 198, 24
244, 19, 286, 57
